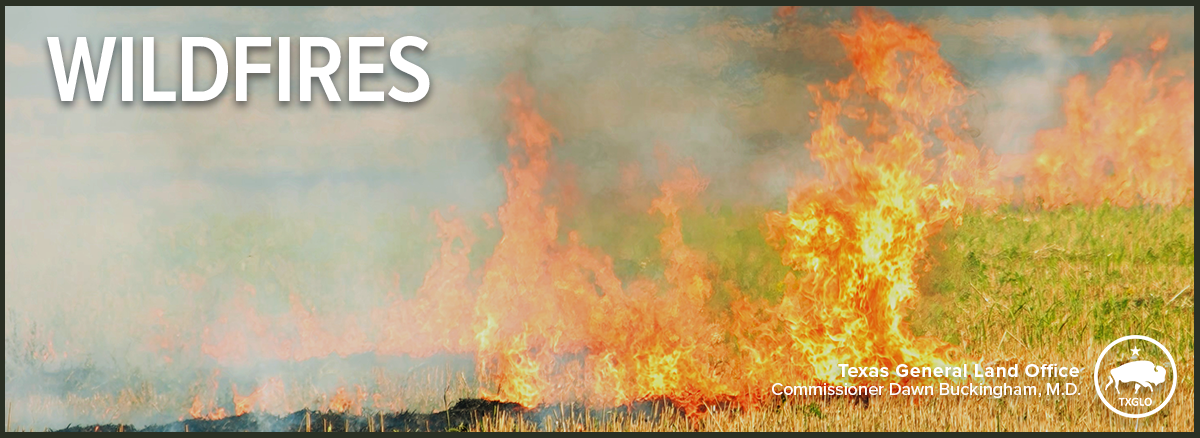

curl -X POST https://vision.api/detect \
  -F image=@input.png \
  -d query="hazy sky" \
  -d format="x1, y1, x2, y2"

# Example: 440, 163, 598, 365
6, 7, 1193, 200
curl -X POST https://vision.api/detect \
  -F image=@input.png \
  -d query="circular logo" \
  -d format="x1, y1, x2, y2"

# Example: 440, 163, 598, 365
1093, 335, 1177, 418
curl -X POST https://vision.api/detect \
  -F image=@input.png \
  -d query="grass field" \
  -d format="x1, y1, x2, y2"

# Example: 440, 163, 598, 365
467, 203, 1195, 431
4, 204, 1194, 432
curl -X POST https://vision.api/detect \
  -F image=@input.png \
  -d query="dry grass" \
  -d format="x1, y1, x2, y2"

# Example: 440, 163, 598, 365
469, 389, 1193, 431
468, 204, 1196, 432
4, 206, 1193, 432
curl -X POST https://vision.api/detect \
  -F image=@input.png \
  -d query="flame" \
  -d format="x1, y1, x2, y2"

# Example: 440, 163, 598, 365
188, 372, 229, 420
189, 395, 227, 421
233, 378, 285, 417
472, 8, 986, 410
154, 7, 1012, 419
586, 150, 734, 411
326, 386, 365, 414
377, 209, 477, 356
473, 75, 614, 407
1150, 36, 1169, 53
1026, 35, 1194, 208
738, 7, 975, 389
1087, 30, 1113, 56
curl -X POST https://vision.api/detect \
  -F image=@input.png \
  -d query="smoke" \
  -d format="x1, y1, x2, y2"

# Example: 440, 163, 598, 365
4, 6, 1195, 430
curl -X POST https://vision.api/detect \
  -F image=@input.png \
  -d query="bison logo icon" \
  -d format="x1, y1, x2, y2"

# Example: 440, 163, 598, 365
1104, 360, 1166, 394
1093, 335, 1177, 419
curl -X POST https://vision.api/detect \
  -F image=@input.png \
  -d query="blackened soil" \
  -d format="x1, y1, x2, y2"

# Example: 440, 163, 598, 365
56, 397, 683, 432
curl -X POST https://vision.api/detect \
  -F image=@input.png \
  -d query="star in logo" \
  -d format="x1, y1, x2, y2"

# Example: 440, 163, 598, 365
1131, 347, 1140, 358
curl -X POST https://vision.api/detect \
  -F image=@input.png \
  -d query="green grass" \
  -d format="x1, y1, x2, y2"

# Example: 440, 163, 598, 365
915, 205, 1193, 361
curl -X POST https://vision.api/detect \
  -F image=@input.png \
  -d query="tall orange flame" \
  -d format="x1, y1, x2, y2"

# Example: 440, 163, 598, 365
736, 7, 975, 390
473, 75, 621, 407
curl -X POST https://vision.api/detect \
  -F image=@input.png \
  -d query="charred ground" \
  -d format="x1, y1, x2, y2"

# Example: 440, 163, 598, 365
54, 398, 686, 432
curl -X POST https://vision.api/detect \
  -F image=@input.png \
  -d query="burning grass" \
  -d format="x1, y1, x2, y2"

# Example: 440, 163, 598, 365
4, 6, 1193, 433
8, 204, 1193, 432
